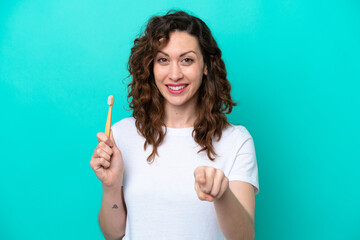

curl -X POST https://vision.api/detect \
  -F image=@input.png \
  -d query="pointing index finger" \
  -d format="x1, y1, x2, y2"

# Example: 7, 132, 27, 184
194, 167, 206, 184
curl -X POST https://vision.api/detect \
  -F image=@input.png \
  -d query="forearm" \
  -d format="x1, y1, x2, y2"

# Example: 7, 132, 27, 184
214, 188, 255, 240
98, 183, 126, 240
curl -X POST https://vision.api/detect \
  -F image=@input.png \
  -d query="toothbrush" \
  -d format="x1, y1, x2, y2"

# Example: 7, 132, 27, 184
105, 95, 114, 137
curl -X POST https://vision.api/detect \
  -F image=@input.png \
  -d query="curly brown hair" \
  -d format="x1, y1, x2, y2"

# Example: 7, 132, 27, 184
126, 10, 237, 162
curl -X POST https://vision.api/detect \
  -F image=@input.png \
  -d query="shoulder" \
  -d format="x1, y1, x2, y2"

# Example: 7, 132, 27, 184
222, 123, 253, 141
112, 117, 136, 130
111, 117, 138, 138
213, 123, 255, 154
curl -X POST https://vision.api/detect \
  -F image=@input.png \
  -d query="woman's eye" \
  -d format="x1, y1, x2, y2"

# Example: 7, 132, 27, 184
157, 58, 168, 63
182, 58, 193, 63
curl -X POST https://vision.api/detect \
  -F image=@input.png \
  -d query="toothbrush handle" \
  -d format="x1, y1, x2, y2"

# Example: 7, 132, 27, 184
105, 105, 112, 137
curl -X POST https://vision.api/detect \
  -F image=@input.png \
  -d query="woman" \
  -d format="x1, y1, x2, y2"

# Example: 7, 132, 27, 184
90, 10, 259, 240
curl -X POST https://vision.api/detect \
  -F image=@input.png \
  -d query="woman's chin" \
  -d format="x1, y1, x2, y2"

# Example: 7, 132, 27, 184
164, 98, 190, 108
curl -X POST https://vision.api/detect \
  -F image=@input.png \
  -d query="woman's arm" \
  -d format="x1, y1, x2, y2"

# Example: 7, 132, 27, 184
194, 167, 255, 240
214, 181, 255, 240
98, 184, 127, 240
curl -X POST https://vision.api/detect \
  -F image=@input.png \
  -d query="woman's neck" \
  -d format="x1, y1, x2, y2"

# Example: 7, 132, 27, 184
163, 101, 198, 128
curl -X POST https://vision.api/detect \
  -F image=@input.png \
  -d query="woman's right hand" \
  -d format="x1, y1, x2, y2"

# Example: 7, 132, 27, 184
90, 131, 124, 188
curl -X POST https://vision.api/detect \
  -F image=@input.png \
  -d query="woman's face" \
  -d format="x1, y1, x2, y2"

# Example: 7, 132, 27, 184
153, 31, 207, 110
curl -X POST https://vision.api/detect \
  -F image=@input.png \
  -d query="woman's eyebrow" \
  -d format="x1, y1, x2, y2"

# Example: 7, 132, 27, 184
158, 50, 197, 57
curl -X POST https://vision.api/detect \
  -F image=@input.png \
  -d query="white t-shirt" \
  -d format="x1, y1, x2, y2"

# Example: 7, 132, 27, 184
111, 117, 259, 240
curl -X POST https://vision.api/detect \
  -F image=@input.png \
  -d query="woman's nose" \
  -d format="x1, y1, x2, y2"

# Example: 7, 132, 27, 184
168, 62, 183, 81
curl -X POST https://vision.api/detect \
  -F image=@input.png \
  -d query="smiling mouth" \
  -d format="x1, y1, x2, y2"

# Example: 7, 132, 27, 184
166, 84, 188, 91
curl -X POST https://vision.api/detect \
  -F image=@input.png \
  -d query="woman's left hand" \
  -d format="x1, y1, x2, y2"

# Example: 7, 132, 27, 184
194, 166, 229, 202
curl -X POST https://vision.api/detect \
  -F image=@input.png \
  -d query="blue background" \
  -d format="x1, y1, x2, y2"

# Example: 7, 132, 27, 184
1, 0, 359, 239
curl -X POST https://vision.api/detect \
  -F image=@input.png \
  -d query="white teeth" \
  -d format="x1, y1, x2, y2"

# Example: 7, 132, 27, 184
167, 85, 187, 91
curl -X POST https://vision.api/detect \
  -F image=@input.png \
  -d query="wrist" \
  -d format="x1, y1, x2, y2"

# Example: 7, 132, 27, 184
215, 186, 232, 203
102, 182, 123, 193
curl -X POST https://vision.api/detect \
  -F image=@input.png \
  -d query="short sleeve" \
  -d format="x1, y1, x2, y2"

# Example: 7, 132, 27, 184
228, 127, 259, 195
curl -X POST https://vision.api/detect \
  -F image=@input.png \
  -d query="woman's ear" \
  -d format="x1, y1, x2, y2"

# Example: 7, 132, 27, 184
203, 65, 208, 76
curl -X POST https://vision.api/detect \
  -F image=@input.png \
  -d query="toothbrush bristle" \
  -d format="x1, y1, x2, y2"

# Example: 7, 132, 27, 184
108, 95, 114, 106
